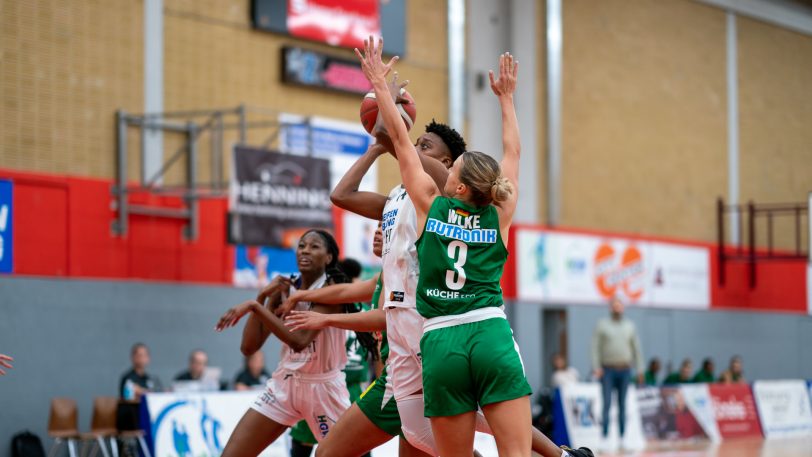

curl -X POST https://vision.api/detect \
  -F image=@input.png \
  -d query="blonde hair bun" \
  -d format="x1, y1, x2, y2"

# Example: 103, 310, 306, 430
490, 176, 513, 204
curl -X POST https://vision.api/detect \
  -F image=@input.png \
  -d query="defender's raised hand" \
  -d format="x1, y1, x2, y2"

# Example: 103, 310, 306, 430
355, 36, 399, 84
489, 52, 519, 97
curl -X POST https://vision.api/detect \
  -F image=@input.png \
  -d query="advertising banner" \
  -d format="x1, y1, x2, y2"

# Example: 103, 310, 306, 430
251, 0, 405, 55
753, 380, 812, 438
228, 146, 332, 247
287, 0, 380, 50
145, 391, 287, 457
637, 385, 719, 443
232, 116, 379, 287
516, 229, 710, 308
233, 245, 299, 288
282, 46, 372, 95
0, 180, 12, 274
557, 382, 645, 451
144, 391, 495, 457
280, 114, 380, 267
708, 384, 763, 439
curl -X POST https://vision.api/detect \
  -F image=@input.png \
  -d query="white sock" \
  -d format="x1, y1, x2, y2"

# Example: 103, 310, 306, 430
561, 450, 571, 457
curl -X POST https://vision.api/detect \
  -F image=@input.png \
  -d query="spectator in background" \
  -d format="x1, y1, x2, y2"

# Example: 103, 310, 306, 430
692, 358, 715, 383
644, 357, 661, 386
719, 355, 746, 384
0, 353, 13, 375
592, 296, 644, 447
337, 258, 363, 282
175, 349, 208, 381
664, 359, 694, 384
119, 343, 162, 400
234, 351, 270, 390
551, 353, 579, 387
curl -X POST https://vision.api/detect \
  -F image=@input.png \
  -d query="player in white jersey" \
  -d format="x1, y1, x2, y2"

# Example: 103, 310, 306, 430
215, 230, 365, 457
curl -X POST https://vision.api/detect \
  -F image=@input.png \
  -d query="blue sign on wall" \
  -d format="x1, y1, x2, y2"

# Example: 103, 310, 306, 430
282, 123, 371, 156
0, 180, 12, 274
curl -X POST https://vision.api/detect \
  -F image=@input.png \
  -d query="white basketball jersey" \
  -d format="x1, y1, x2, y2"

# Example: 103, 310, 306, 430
276, 273, 348, 375
381, 185, 419, 310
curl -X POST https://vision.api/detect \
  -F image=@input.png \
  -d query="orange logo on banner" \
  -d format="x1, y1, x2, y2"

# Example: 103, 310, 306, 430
593, 243, 644, 301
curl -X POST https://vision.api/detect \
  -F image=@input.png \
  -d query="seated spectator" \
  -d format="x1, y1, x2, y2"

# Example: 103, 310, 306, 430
551, 353, 579, 387
719, 355, 746, 384
175, 349, 207, 381
644, 357, 661, 386
119, 343, 162, 400
692, 357, 715, 383
234, 351, 270, 390
663, 359, 694, 385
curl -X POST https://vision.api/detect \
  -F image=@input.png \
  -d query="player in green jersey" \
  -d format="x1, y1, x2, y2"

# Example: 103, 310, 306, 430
356, 37, 593, 457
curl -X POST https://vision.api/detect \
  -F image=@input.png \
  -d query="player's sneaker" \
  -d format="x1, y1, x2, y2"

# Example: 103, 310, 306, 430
561, 446, 595, 457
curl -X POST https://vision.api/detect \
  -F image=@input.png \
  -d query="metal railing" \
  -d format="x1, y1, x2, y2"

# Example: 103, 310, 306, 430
112, 105, 315, 240
716, 197, 809, 288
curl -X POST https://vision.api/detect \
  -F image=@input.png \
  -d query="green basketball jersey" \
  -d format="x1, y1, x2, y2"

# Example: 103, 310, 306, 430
415, 196, 508, 319
370, 274, 389, 364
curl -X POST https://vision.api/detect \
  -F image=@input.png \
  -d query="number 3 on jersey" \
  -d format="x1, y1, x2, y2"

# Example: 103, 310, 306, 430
445, 240, 468, 290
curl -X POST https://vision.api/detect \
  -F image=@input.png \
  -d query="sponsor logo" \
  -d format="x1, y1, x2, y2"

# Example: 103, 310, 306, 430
594, 243, 644, 301
714, 399, 748, 420
425, 218, 496, 244
425, 289, 476, 299
568, 396, 597, 427
258, 391, 277, 406
317, 415, 331, 437
389, 291, 405, 302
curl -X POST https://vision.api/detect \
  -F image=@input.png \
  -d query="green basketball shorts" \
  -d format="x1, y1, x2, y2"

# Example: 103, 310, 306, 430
356, 374, 403, 437
420, 317, 532, 417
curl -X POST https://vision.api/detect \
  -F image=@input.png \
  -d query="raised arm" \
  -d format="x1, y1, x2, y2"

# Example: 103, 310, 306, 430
243, 275, 292, 355
285, 308, 386, 333
356, 37, 439, 221
375, 122, 451, 192
218, 300, 341, 353
330, 144, 388, 220
489, 53, 521, 233
276, 275, 379, 317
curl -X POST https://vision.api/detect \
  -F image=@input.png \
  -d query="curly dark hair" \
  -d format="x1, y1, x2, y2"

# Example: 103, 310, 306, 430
425, 119, 466, 161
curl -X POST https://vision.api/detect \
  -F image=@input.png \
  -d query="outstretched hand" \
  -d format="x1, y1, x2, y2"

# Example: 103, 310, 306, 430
276, 290, 309, 318
0, 354, 13, 376
284, 310, 328, 332
355, 36, 399, 85
489, 52, 518, 97
215, 300, 258, 332
372, 72, 410, 140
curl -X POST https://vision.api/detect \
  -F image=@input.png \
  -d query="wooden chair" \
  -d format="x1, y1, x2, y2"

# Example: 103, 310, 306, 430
47, 398, 81, 457
81, 397, 119, 457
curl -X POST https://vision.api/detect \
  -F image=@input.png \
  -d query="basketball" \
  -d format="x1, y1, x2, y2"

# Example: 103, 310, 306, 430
359, 88, 417, 135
